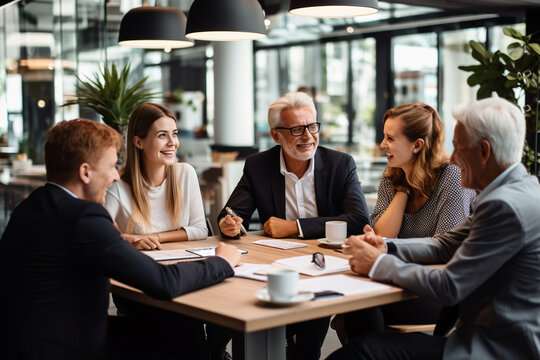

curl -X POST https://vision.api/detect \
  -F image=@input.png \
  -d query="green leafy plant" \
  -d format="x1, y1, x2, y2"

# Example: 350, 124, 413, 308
63, 63, 158, 132
458, 26, 540, 173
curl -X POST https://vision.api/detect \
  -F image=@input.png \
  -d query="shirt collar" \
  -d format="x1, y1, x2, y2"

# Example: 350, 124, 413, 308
472, 162, 520, 207
48, 182, 79, 198
279, 147, 315, 179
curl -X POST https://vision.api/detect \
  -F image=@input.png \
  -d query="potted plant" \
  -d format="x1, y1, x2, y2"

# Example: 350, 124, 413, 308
63, 63, 158, 165
64, 63, 158, 132
458, 26, 540, 174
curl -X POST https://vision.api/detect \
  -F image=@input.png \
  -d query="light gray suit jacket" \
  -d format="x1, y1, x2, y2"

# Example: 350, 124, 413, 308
372, 164, 540, 360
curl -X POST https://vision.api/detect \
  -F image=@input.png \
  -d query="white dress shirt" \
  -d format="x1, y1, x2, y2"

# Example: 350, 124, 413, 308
279, 149, 318, 237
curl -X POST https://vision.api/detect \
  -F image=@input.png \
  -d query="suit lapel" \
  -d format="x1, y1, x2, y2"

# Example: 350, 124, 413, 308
314, 149, 327, 216
270, 147, 286, 219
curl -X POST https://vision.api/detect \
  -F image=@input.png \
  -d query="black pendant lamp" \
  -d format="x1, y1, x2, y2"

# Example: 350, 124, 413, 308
118, 6, 194, 49
186, 0, 267, 41
289, 0, 379, 18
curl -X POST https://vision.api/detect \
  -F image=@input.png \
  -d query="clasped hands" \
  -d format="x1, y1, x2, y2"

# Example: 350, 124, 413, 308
220, 215, 298, 238
122, 233, 162, 250
342, 225, 387, 275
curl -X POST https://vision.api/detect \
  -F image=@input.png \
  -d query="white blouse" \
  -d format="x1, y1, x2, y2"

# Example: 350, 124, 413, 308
104, 163, 207, 240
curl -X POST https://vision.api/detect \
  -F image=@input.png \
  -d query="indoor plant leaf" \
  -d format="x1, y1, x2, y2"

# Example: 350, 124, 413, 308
62, 63, 159, 132
508, 42, 525, 60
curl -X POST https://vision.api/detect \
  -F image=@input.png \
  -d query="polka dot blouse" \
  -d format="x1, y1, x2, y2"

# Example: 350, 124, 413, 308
370, 164, 476, 238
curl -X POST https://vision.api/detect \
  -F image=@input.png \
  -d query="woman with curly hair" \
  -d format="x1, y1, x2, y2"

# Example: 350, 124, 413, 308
335, 103, 475, 343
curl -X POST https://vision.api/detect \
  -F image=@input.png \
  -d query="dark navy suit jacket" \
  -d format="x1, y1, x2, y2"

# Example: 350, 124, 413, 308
0, 183, 233, 359
218, 146, 370, 239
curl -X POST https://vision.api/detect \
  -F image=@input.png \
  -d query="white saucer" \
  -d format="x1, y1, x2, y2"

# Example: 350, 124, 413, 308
317, 238, 344, 248
255, 288, 314, 306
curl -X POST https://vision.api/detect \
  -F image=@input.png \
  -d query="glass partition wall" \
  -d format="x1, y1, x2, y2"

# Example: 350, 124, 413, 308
0, 0, 525, 166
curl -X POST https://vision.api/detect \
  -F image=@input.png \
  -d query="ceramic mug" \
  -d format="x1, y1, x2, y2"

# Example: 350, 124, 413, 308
325, 221, 347, 244
267, 269, 299, 302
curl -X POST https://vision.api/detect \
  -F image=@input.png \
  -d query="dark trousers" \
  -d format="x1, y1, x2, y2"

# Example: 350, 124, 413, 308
344, 298, 442, 338
287, 316, 331, 360
111, 295, 209, 359
205, 316, 330, 360
326, 332, 446, 360
107, 315, 209, 360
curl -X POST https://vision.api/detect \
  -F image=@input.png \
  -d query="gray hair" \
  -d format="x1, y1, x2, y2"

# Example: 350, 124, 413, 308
267, 92, 317, 128
452, 97, 525, 166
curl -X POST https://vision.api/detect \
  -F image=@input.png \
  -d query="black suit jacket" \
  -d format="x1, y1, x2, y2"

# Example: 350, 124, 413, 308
218, 146, 369, 239
0, 183, 233, 359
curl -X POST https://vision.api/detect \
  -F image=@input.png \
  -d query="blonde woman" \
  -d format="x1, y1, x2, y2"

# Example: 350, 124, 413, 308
104, 103, 210, 358
338, 103, 475, 343
105, 102, 207, 249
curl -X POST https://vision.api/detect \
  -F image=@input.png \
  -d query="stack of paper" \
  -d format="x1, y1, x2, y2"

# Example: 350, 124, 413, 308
141, 249, 201, 261
298, 275, 390, 296
253, 239, 308, 250
273, 255, 350, 276
233, 263, 271, 281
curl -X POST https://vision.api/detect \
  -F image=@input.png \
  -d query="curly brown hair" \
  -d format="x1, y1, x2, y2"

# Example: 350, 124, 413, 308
382, 103, 449, 197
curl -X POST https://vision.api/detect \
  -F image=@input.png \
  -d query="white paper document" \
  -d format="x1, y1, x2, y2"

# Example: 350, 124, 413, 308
273, 255, 350, 276
253, 239, 308, 250
298, 274, 390, 296
142, 249, 201, 261
233, 262, 271, 281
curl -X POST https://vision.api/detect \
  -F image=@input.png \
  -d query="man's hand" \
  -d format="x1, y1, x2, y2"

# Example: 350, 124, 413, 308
219, 215, 243, 237
263, 217, 299, 238
215, 243, 241, 268
361, 225, 387, 253
342, 231, 385, 275
121, 233, 162, 250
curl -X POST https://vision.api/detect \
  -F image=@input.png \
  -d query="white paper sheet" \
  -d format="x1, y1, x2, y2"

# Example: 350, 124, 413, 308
273, 255, 350, 276
142, 249, 201, 261
298, 274, 390, 296
233, 262, 271, 281
253, 239, 308, 250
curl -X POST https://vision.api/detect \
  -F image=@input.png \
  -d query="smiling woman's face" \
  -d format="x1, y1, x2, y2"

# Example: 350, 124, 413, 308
135, 116, 179, 168
380, 116, 416, 173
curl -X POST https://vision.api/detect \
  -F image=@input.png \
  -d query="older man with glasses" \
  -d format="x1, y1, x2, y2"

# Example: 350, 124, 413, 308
216, 92, 370, 360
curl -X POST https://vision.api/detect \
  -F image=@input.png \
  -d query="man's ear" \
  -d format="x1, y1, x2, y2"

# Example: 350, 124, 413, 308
133, 136, 143, 149
270, 129, 281, 144
479, 139, 491, 163
78, 162, 91, 185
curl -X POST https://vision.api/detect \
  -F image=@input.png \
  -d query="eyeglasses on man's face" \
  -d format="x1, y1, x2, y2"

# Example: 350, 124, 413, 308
274, 122, 321, 137
312, 252, 326, 270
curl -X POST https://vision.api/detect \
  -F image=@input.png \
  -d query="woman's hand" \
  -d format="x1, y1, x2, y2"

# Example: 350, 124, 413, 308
121, 233, 162, 250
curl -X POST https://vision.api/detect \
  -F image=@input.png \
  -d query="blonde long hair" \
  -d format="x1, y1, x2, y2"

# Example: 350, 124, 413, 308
383, 103, 448, 197
121, 103, 182, 233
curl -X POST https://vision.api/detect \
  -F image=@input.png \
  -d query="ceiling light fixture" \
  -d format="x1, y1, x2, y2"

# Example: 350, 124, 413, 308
289, 0, 379, 18
186, 0, 267, 41
118, 6, 194, 49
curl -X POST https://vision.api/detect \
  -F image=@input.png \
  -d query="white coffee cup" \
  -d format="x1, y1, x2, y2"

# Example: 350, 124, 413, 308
267, 269, 298, 302
325, 221, 347, 244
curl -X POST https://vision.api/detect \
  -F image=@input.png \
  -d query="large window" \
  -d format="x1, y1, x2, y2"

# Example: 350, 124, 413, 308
351, 38, 376, 155
440, 27, 487, 152
392, 33, 438, 108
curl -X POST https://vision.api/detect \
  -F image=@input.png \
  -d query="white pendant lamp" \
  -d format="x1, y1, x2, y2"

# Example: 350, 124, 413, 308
289, 0, 379, 18
118, 6, 194, 49
186, 0, 267, 42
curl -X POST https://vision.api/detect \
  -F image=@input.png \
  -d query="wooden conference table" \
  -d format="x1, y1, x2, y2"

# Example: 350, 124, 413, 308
110, 232, 416, 360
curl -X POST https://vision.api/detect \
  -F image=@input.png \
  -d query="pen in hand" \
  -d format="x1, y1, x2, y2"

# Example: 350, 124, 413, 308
225, 207, 247, 235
